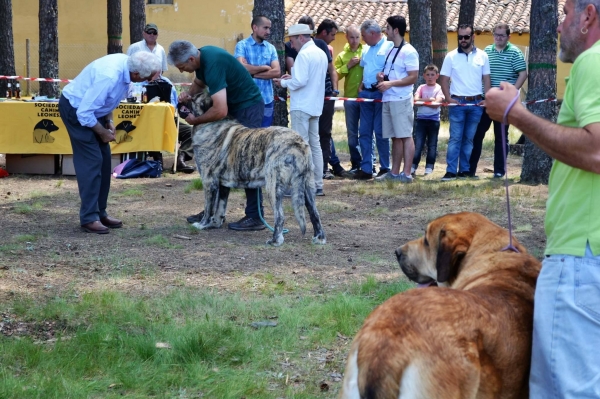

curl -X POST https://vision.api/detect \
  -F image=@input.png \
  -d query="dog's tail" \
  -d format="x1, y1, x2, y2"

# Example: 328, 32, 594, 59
291, 172, 308, 235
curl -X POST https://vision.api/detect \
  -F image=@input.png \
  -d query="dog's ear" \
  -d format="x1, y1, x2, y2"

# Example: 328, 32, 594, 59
435, 226, 469, 283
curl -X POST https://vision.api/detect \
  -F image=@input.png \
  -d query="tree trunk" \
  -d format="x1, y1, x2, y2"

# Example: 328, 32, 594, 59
130, 0, 146, 44
431, 0, 447, 119
520, 0, 557, 184
458, 0, 476, 28
253, 0, 288, 127
0, 0, 16, 97
107, 0, 123, 54
39, 0, 59, 98
407, 0, 432, 88
431, 0, 447, 70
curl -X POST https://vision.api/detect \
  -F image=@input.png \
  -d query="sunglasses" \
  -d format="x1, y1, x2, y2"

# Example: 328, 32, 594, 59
458, 35, 472, 40
145, 30, 158, 35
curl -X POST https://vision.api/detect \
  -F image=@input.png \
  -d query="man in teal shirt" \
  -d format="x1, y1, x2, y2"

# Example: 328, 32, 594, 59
168, 40, 266, 232
485, 0, 600, 396
335, 24, 365, 172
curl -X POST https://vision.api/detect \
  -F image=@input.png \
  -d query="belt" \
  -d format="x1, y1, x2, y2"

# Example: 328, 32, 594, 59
451, 95, 483, 101
364, 87, 379, 92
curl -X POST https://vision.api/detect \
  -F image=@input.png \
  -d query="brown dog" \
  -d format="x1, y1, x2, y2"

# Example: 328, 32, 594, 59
339, 212, 540, 399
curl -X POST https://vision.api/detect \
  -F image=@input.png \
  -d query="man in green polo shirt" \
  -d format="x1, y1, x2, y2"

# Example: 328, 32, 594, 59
485, 0, 600, 395
167, 40, 266, 232
469, 23, 527, 178
334, 24, 365, 172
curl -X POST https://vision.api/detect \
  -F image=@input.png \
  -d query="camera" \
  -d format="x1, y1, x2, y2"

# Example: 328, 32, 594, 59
370, 82, 379, 90
383, 75, 390, 81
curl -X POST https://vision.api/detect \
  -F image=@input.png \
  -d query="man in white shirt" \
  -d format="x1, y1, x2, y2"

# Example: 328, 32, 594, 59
127, 23, 168, 76
439, 24, 491, 181
274, 24, 328, 195
375, 15, 419, 183
58, 52, 162, 234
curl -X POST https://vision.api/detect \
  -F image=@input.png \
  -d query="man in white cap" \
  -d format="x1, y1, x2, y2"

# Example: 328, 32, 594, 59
274, 24, 328, 196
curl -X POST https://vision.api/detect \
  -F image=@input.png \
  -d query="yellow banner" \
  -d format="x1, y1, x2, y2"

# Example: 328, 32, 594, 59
0, 100, 177, 154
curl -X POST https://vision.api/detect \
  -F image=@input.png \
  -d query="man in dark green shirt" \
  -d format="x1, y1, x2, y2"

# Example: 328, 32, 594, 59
168, 40, 266, 231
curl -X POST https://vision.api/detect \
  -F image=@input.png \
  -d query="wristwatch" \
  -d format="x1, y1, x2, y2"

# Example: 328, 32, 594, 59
332, 90, 340, 96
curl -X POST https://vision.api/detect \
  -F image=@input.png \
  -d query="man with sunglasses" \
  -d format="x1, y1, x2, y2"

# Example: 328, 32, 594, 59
440, 24, 491, 181
469, 23, 527, 179
127, 24, 168, 76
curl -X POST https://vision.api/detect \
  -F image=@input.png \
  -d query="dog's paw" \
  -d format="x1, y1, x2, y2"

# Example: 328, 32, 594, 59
266, 235, 285, 247
191, 221, 219, 230
312, 235, 326, 245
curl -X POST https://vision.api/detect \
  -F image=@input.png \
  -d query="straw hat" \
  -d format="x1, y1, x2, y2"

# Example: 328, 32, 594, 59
286, 24, 313, 37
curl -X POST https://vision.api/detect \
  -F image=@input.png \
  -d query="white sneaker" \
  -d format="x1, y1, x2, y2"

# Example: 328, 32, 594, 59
424, 167, 433, 175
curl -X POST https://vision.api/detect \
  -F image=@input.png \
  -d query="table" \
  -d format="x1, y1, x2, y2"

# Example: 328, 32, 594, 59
0, 100, 178, 154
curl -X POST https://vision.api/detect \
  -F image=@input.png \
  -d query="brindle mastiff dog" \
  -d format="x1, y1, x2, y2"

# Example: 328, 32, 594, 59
339, 212, 540, 399
185, 91, 326, 247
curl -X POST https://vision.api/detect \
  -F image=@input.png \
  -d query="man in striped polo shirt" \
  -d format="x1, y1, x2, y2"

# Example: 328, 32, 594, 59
469, 23, 527, 178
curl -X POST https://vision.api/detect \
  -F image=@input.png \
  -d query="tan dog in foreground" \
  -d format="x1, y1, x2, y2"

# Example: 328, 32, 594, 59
339, 212, 540, 399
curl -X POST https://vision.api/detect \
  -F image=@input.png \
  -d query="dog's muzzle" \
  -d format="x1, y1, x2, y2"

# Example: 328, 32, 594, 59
177, 103, 192, 119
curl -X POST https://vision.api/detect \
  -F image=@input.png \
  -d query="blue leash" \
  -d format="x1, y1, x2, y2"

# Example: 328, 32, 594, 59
257, 190, 289, 234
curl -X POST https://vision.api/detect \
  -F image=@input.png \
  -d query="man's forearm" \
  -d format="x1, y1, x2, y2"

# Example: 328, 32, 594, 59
514, 71, 528, 90
254, 68, 281, 80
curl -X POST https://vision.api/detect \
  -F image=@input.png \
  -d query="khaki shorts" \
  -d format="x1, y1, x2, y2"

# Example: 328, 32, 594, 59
382, 98, 414, 139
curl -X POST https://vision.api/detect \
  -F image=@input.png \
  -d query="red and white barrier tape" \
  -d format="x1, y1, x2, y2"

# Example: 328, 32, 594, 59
275, 95, 558, 106
1, 75, 557, 105
0, 75, 192, 85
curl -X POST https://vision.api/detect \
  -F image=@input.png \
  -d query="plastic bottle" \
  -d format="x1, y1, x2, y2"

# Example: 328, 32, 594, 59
6, 81, 12, 99
15, 82, 21, 99
141, 86, 148, 103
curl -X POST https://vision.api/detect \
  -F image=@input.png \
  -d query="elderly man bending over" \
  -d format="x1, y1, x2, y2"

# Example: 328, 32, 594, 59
58, 51, 162, 234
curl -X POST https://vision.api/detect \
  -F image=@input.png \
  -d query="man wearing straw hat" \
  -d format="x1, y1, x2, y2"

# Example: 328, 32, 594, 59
274, 24, 328, 196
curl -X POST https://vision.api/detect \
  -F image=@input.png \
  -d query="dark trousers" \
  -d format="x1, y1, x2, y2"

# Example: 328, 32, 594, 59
319, 99, 335, 173
412, 119, 440, 170
229, 101, 265, 219
59, 95, 112, 225
178, 123, 194, 161
469, 110, 509, 175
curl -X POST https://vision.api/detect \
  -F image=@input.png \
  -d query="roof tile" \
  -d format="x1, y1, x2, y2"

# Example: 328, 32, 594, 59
286, 0, 566, 34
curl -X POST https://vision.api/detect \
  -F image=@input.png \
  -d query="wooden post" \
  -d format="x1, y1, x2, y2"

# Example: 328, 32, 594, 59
26, 38, 30, 96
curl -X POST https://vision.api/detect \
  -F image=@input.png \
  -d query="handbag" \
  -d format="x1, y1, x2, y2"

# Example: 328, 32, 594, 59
114, 158, 162, 179
145, 79, 173, 103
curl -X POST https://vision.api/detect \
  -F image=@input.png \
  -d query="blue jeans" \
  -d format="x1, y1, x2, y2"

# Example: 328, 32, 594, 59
344, 100, 361, 169
469, 110, 509, 176
261, 101, 274, 128
446, 100, 484, 174
530, 243, 600, 399
358, 90, 389, 174
412, 119, 440, 170
330, 138, 340, 166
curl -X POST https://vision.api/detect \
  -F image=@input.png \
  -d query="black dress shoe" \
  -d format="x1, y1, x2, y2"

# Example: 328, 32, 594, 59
176, 154, 195, 174
187, 211, 205, 224
228, 216, 266, 231
376, 168, 390, 177
81, 221, 109, 234
100, 216, 123, 228
353, 170, 373, 180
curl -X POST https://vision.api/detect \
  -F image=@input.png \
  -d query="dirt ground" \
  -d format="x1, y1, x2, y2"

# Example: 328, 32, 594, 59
0, 146, 548, 306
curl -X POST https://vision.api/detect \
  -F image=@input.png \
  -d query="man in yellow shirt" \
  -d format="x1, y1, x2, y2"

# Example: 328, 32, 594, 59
334, 25, 365, 173
486, 0, 600, 396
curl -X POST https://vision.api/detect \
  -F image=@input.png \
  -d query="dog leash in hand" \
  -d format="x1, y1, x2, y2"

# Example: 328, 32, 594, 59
500, 92, 522, 253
